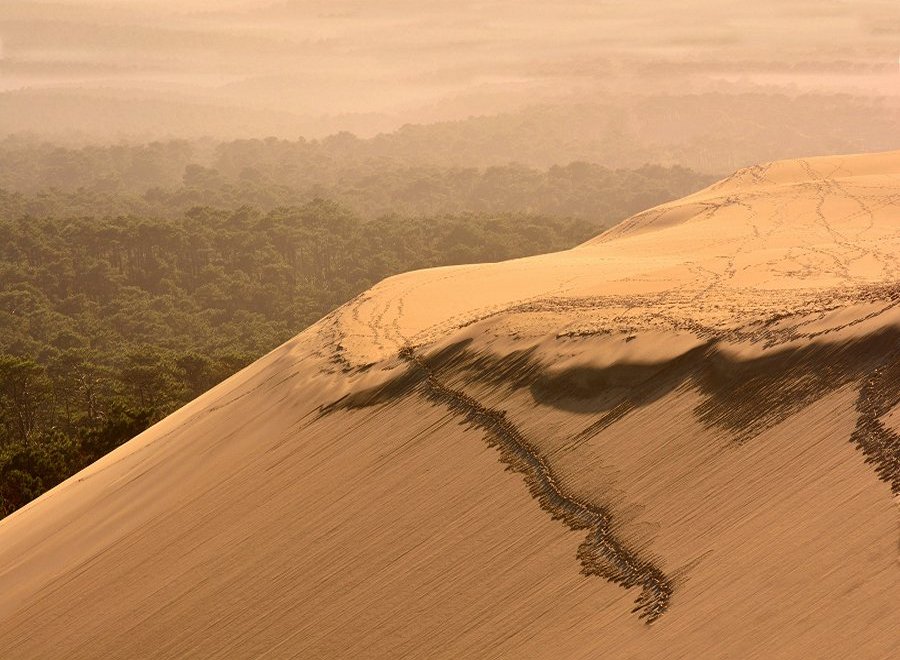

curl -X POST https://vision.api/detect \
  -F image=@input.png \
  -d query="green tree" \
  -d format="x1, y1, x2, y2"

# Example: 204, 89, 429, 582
0, 355, 50, 444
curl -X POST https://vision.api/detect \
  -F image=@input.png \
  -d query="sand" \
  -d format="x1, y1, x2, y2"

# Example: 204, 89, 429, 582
0, 152, 898, 658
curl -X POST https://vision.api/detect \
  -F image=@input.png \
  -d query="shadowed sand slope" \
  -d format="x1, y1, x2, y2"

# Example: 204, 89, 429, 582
1, 152, 899, 658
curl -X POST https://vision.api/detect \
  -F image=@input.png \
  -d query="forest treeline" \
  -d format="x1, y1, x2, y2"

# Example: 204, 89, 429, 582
0, 136, 713, 220
0, 200, 599, 517
3, 92, 898, 173
0, 145, 713, 518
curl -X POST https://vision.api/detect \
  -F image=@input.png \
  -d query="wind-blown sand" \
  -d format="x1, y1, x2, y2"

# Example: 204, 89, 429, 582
1, 152, 898, 658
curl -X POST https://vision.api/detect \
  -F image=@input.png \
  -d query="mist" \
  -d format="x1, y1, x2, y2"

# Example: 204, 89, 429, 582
1, 0, 898, 149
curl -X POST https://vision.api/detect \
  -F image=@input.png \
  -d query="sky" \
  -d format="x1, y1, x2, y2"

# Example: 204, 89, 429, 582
1, 0, 898, 139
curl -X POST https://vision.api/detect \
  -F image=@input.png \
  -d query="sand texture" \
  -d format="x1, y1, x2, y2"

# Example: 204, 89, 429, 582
1, 152, 898, 658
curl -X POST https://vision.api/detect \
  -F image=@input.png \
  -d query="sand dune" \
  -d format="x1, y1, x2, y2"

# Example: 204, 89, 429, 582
1, 152, 899, 658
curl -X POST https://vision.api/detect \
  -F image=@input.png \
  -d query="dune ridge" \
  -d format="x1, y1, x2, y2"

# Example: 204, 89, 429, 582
0, 151, 898, 658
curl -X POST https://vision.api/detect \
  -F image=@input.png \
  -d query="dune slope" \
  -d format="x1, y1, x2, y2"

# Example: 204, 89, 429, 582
1, 152, 899, 658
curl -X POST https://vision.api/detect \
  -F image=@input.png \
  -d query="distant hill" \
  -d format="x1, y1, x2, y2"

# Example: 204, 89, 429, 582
2, 91, 898, 173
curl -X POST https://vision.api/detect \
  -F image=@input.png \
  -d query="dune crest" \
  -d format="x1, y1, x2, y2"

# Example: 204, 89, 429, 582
1, 152, 899, 658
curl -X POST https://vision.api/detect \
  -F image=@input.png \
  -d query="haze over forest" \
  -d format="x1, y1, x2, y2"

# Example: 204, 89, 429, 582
2, 0, 899, 170
2, 2, 900, 657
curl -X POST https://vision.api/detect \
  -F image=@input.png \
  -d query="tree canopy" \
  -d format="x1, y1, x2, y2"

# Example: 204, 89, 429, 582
0, 145, 713, 519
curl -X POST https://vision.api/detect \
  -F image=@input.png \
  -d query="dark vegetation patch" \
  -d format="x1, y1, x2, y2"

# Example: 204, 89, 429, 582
0, 150, 711, 518
0, 206, 592, 517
